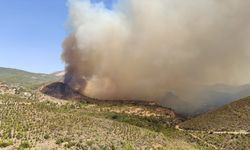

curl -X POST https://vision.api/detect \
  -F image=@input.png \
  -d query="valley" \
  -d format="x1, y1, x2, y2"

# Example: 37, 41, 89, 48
0, 68, 250, 149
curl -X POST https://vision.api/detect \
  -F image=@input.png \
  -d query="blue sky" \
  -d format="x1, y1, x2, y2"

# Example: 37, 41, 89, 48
0, 0, 115, 73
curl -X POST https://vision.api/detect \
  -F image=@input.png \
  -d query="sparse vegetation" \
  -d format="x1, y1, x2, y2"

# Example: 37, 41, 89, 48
177, 96, 250, 150
0, 92, 203, 149
2, 70, 250, 150
180, 96, 250, 132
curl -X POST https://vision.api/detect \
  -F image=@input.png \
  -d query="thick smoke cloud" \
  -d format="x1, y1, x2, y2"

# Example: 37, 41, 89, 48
63, 0, 250, 113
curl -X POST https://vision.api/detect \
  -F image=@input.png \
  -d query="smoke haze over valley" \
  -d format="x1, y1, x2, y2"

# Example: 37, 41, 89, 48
62, 0, 250, 113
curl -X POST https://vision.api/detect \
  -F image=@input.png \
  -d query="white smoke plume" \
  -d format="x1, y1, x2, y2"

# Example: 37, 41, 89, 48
62, 0, 250, 113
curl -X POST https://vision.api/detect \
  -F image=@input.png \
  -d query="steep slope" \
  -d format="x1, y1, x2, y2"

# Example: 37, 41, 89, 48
0, 67, 61, 88
180, 96, 250, 131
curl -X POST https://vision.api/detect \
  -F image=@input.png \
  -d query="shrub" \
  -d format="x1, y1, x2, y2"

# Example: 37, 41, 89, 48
56, 138, 64, 145
44, 134, 50, 139
16, 132, 23, 139
0, 140, 13, 147
19, 141, 31, 149
124, 143, 134, 150
64, 141, 76, 148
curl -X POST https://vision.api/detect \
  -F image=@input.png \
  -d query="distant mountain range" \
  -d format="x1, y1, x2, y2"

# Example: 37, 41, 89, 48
0, 67, 62, 89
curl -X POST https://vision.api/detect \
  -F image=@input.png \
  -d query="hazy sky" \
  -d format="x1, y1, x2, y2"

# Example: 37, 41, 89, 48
0, 0, 115, 73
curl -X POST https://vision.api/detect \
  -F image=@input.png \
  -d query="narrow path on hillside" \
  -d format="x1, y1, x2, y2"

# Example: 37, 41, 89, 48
175, 125, 250, 150
175, 125, 219, 149
175, 125, 250, 135
188, 132, 219, 150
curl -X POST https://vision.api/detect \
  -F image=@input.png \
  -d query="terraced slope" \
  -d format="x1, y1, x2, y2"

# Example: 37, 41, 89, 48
0, 93, 205, 149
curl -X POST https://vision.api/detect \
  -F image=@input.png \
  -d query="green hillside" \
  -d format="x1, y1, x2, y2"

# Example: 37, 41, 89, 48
0, 67, 60, 88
